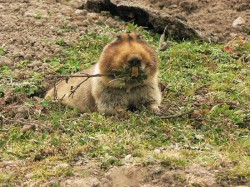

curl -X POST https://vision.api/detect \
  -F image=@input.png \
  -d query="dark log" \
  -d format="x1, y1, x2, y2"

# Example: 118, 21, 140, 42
86, 0, 203, 40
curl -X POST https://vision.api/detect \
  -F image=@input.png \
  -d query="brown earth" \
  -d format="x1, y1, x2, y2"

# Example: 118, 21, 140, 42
0, 0, 249, 186
112, 0, 250, 42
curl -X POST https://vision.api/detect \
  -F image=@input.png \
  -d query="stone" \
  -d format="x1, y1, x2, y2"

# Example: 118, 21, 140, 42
22, 124, 36, 133
88, 12, 99, 20
0, 57, 12, 67
55, 163, 70, 169
65, 177, 100, 187
154, 149, 161, 154
75, 9, 87, 15
232, 17, 245, 27
28, 61, 42, 67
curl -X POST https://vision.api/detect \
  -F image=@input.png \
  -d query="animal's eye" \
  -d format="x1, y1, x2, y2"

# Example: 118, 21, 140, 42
146, 63, 154, 67
116, 34, 122, 41
136, 34, 143, 40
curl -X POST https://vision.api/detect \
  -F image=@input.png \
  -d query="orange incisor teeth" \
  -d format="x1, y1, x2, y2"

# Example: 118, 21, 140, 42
131, 67, 139, 77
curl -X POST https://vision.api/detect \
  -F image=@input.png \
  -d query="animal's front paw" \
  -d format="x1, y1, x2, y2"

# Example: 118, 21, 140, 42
149, 104, 161, 114
98, 105, 126, 115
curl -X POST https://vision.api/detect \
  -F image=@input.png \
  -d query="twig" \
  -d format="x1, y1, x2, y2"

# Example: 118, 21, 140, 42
48, 73, 111, 79
69, 77, 89, 97
159, 109, 194, 119
158, 25, 168, 50
48, 73, 112, 99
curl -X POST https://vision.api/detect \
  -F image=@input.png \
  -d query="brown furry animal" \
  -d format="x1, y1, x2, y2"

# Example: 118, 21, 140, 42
45, 33, 162, 114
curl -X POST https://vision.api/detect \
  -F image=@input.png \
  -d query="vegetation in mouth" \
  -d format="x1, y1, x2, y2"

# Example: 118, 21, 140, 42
110, 66, 148, 84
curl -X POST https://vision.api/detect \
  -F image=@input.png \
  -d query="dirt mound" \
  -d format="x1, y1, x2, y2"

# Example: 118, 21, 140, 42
146, 0, 249, 42
87, 0, 250, 42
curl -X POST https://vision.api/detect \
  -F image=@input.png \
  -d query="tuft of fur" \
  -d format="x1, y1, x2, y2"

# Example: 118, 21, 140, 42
45, 33, 162, 114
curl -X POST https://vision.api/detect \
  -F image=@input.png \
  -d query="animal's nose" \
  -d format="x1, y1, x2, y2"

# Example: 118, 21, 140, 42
129, 57, 141, 67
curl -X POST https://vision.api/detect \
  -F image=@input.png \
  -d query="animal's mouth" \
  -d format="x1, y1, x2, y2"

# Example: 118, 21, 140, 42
131, 66, 139, 78
108, 66, 147, 84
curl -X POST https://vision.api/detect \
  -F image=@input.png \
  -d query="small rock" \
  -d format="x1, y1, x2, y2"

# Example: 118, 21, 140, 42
0, 57, 12, 67
41, 180, 59, 187
75, 9, 88, 16
25, 173, 34, 179
169, 4, 177, 9
55, 163, 69, 169
88, 12, 99, 20
180, 1, 198, 12
82, 9, 88, 16
22, 124, 36, 133
232, 17, 245, 27
75, 20, 86, 27
41, 63, 49, 68
28, 61, 42, 67
3, 160, 19, 167
124, 154, 133, 163
18, 52, 25, 58
82, 20, 90, 27
15, 106, 29, 119
158, 2, 164, 9
68, 0, 84, 9
154, 149, 161, 154
24, 53, 32, 60
230, 33, 237, 38
53, 47, 62, 54
65, 177, 100, 187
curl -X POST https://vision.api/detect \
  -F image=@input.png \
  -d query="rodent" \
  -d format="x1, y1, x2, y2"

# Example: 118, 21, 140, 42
45, 32, 162, 114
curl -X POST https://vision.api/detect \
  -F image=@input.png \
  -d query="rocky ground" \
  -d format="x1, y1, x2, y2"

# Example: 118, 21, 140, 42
0, 0, 249, 186
125, 0, 250, 42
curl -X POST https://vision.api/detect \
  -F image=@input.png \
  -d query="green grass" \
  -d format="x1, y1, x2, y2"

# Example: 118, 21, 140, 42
0, 47, 6, 56
0, 23, 249, 185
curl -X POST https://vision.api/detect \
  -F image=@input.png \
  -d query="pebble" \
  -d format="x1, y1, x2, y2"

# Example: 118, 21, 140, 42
41, 63, 49, 68
0, 57, 12, 67
25, 173, 34, 179
28, 60, 42, 67
154, 149, 161, 154
169, 4, 178, 9
232, 17, 245, 27
82, 20, 90, 27
2, 160, 19, 167
65, 177, 100, 187
158, 2, 164, 9
22, 124, 35, 133
88, 13, 99, 20
75, 9, 87, 16
25, 53, 32, 60
68, 0, 84, 9
55, 163, 70, 169
53, 47, 62, 54
124, 154, 133, 163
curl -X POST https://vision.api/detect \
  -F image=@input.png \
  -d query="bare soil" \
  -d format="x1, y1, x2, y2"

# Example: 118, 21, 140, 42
138, 0, 250, 42
0, 0, 249, 186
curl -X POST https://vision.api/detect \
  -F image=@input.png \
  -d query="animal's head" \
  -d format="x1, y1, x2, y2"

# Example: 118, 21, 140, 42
98, 33, 158, 88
